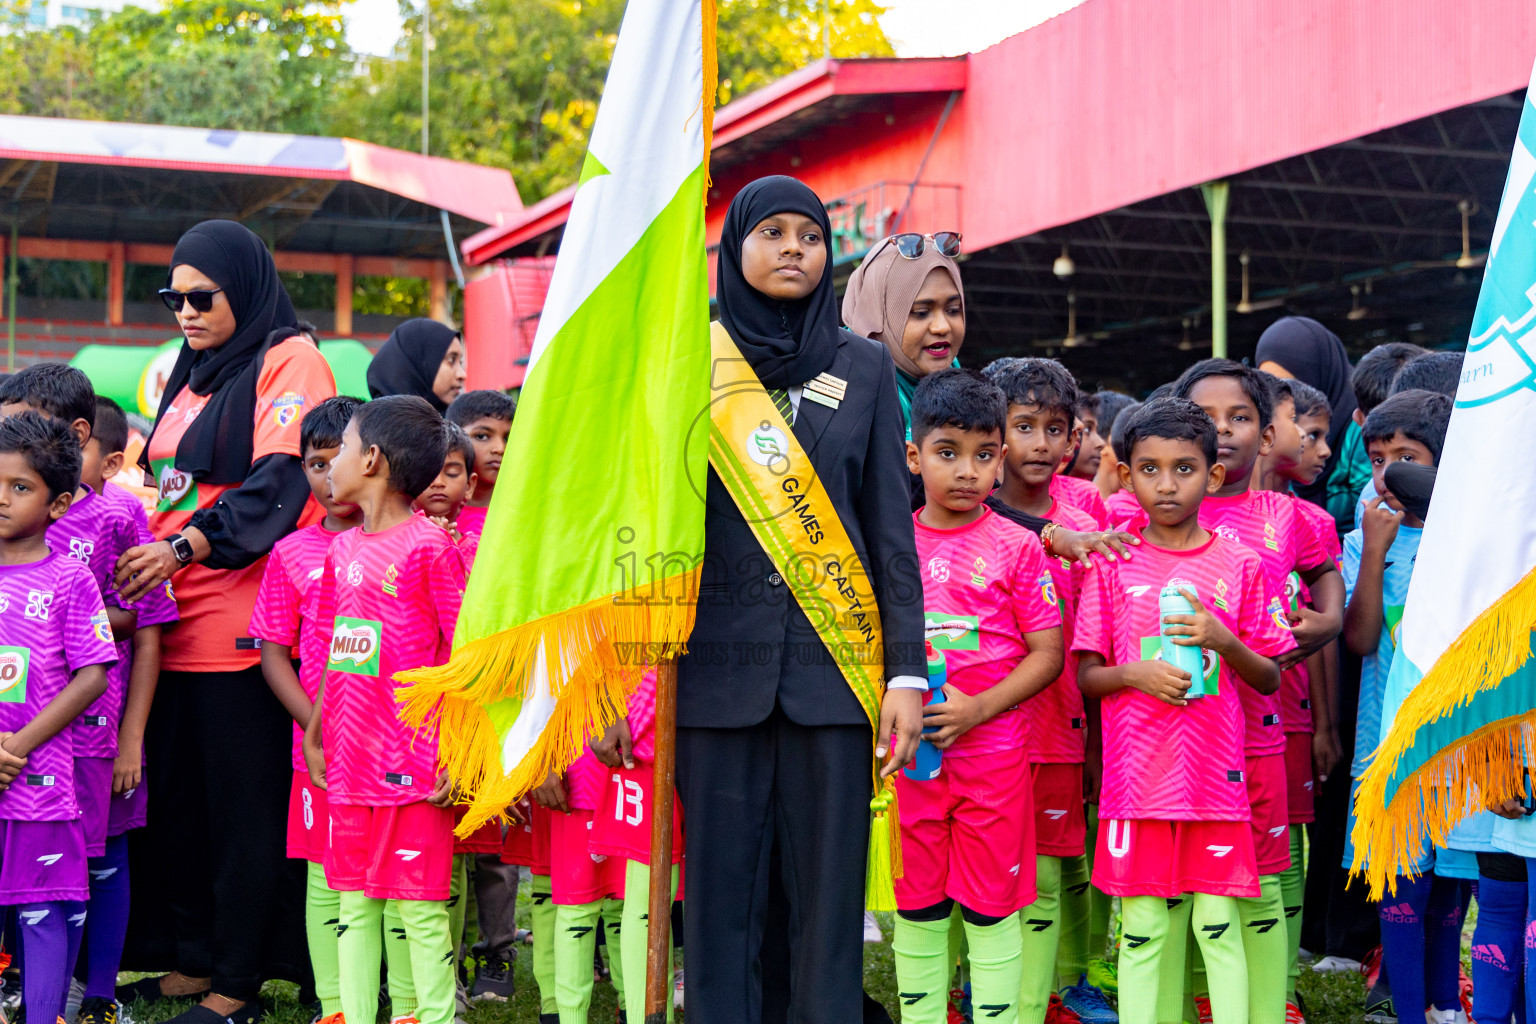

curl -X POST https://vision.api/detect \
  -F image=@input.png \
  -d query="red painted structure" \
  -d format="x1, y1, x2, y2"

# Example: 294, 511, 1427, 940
460, 0, 1536, 387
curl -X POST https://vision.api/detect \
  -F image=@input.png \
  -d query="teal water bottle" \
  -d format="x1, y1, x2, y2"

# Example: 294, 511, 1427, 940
906, 641, 947, 781
1159, 580, 1207, 697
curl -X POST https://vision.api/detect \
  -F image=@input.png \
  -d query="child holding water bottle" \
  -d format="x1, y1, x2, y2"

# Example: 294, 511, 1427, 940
894, 369, 1064, 1024
1073, 399, 1295, 1024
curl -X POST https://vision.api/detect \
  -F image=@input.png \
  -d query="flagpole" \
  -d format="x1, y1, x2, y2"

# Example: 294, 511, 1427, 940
645, 656, 678, 1022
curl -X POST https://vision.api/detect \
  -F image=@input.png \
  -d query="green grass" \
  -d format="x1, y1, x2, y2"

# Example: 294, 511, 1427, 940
117, 892, 1475, 1024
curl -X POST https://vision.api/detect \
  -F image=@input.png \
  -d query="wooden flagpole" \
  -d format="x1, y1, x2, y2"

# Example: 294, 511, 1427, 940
643, 656, 678, 1022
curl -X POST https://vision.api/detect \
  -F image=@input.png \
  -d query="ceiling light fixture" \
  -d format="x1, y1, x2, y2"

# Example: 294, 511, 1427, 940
1457, 199, 1479, 270
1052, 244, 1076, 278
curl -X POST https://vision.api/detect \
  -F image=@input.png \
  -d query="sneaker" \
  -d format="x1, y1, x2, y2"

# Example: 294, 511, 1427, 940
391, 1016, 421, 1024
1459, 962, 1474, 1018
1194, 995, 1214, 1024
1296, 946, 1317, 963
1284, 1001, 1306, 1024
469, 956, 515, 1002
1059, 976, 1116, 1024
1362, 993, 1397, 1024
316, 1016, 344, 1024
946, 989, 969, 1024
863, 910, 883, 943
1085, 957, 1118, 998
1045, 993, 1083, 1024
672, 967, 684, 1011
1310, 954, 1363, 974
75, 998, 119, 1024
1425, 1009, 1466, 1024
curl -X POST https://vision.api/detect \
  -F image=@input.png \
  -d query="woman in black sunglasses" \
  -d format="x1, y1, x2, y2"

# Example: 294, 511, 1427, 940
113, 220, 336, 1024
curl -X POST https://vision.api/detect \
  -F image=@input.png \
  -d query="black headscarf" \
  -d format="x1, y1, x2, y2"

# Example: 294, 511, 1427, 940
141, 220, 300, 485
1255, 315, 1358, 500
716, 176, 840, 388
367, 318, 459, 411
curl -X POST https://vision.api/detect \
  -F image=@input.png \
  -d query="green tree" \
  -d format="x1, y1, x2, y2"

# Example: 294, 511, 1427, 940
345, 0, 892, 202
87, 0, 353, 134
0, 22, 102, 119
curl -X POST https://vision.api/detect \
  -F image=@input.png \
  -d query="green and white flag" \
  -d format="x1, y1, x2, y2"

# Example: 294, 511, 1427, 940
398, 0, 715, 830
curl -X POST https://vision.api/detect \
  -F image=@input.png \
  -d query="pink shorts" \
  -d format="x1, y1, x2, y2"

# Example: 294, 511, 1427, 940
1092, 818, 1259, 899
74, 756, 114, 858
501, 800, 552, 876
589, 763, 684, 866
325, 801, 454, 901
549, 808, 624, 905
1247, 753, 1291, 875
0, 818, 88, 903
452, 808, 503, 855
894, 746, 1035, 917
286, 770, 329, 863
1031, 762, 1087, 858
1284, 733, 1316, 825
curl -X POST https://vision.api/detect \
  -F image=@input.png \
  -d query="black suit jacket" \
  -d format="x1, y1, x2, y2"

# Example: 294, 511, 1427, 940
677, 330, 926, 729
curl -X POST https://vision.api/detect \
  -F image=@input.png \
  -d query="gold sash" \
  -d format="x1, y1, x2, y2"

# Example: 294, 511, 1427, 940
706, 322, 901, 907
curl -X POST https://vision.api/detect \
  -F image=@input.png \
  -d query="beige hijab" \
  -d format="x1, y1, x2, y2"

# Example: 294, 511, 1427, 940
841, 235, 966, 379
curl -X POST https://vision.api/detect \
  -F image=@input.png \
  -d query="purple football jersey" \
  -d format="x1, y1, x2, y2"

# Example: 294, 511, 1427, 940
0, 554, 117, 820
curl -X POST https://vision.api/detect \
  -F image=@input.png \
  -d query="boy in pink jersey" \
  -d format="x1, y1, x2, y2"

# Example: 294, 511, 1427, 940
979, 357, 1110, 1021
1074, 399, 1294, 1024
302, 397, 466, 1024
1174, 361, 1342, 1024
444, 390, 514, 543
894, 370, 1065, 1024
0, 412, 116, 1023
415, 425, 478, 548
250, 396, 363, 1024
72, 397, 179, 1024
1256, 377, 1345, 1008
1050, 471, 1110, 530
590, 668, 686, 1024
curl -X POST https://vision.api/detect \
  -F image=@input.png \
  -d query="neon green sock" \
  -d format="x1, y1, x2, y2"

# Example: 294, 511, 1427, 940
1020, 855, 1063, 1020
383, 899, 417, 1019
337, 891, 384, 1024
966, 913, 1024, 1024
1058, 853, 1092, 987
948, 905, 967, 992
1239, 875, 1286, 1024
620, 859, 678, 1023
394, 898, 455, 1024
1281, 826, 1305, 1002
1085, 804, 1114, 960
463, 855, 481, 955
1191, 892, 1247, 1024
303, 862, 342, 1016
530, 874, 557, 1015
1119, 895, 1172, 1024
1155, 897, 1191, 1024
554, 899, 603, 1024
893, 915, 952, 1024
601, 896, 625, 1005
447, 853, 469, 965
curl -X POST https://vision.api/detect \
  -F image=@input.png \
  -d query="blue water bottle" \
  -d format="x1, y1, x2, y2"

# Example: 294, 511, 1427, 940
1159, 580, 1207, 698
906, 641, 947, 781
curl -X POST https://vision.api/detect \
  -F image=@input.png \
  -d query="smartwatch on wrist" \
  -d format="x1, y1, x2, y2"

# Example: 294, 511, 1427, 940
166, 532, 195, 566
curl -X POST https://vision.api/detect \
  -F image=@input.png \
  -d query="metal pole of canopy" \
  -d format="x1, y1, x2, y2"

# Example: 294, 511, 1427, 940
643, 657, 678, 1022
1201, 180, 1230, 359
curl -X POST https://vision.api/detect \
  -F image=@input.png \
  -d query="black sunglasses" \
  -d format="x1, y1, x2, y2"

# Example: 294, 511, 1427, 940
158, 287, 224, 313
890, 232, 963, 259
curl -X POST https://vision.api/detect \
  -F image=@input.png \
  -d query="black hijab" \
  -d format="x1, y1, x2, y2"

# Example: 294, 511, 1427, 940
367, 318, 459, 411
1255, 315, 1358, 500
716, 176, 840, 388
141, 220, 300, 485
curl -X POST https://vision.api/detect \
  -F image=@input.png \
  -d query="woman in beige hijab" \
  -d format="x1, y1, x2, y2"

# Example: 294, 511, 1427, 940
842, 233, 966, 436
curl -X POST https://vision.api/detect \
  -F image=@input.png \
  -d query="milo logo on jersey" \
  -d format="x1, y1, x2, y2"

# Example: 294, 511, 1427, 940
1138, 635, 1221, 696
328, 618, 383, 676
924, 612, 980, 651
1284, 571, 1303, 614
0, 647, 29, 703
150, 458, 197, 513
1385, 604, 1405, 650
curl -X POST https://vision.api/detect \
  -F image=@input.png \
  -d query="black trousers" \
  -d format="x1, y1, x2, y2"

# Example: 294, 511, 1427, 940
124, 666, 308, 1000
677, 706, 871, 1024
